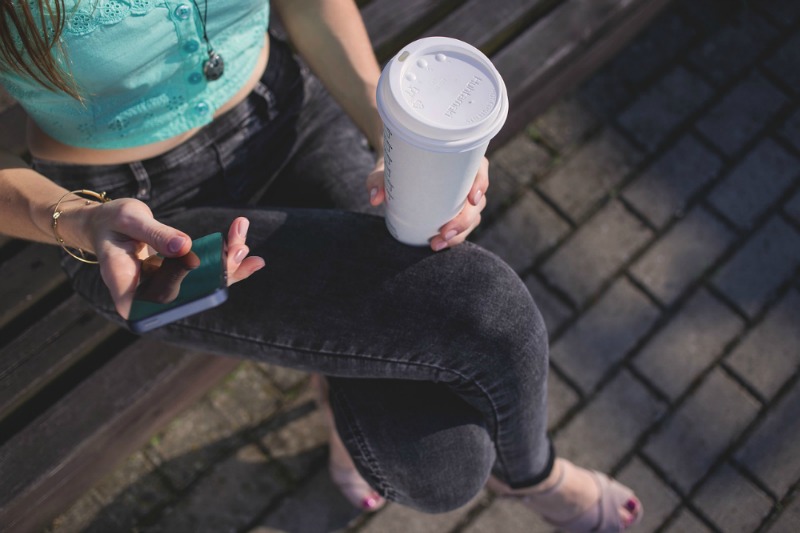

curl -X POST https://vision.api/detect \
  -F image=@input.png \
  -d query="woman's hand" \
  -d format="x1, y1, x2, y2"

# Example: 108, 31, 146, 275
366, 156, 490, 252
77, 198, 263, 318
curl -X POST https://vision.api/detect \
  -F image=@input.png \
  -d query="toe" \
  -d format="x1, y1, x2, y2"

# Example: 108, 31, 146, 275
620, 497, 641, 528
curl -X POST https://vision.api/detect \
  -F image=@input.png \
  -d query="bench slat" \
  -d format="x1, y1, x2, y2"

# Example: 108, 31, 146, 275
0, 295, 119, 423
422, 0, 557, 53
0, 339, 240, 533
362, 0, 467, 60
0, 244, 67, 331
492, 0, 672, 146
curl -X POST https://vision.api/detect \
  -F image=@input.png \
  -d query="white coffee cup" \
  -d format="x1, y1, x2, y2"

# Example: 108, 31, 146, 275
376, 37, 508, 246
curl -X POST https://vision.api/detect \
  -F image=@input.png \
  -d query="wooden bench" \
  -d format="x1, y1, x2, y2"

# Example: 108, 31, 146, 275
0, 0, 673, 530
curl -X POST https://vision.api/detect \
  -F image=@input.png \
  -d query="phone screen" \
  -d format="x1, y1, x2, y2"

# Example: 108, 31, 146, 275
128, 232, 228, 332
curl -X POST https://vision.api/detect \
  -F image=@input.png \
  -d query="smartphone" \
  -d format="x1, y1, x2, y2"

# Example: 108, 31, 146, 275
128, 232, 228, 334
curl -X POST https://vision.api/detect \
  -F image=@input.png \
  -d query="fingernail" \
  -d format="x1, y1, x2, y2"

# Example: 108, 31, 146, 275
370, 187, 379, 201
168, 236, 186, 254
432, 240, 448, 252
234, 248, 247, 263
238, 218, 249, 238
473, 189, 483, 203
444, 229, 458, 241
625, 499, 637, 512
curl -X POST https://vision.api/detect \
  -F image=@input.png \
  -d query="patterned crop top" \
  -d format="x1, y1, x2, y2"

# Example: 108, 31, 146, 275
0, 0, 270, 149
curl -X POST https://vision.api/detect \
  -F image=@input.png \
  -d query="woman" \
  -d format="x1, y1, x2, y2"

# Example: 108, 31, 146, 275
0, 1, 642, 531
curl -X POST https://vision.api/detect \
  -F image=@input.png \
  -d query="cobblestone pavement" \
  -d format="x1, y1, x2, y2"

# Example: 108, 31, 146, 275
49, 1, 800, 531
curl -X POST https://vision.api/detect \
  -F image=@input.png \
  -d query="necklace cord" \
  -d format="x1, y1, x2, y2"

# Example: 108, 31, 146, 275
190, 0, 212, 52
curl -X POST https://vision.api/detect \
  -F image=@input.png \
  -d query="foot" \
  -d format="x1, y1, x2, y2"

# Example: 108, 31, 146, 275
310, 374, 386, 512
488, 459, 642, 532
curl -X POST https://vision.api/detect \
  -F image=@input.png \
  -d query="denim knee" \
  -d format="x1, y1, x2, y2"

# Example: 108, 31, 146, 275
329, 378, 496, 513
388, 422, 495, 513
428, 242, 550, 383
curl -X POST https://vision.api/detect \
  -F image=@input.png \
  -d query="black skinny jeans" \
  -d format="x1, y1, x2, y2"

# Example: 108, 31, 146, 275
33, 35, 554, 512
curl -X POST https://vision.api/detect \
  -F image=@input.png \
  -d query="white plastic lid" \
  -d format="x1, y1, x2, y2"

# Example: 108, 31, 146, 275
377, 37, 508, 152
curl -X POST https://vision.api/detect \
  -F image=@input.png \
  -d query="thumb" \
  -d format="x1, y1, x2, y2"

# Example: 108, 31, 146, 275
116, 213, 191, 258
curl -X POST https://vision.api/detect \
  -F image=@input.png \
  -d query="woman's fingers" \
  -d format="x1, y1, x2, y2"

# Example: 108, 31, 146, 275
226, 217, 265, 285
365, 160, 386, 206
227, 217, 249, 248
98, 248, 142, 319
467, 157, 490, 206
430, 192, 487, 252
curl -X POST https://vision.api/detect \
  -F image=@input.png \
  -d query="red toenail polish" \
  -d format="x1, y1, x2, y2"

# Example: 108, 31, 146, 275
625, 499, 637, 511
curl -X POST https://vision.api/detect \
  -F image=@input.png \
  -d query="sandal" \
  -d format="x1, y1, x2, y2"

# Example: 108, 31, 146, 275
487, 459, 642, 532
310, 374, 386, 512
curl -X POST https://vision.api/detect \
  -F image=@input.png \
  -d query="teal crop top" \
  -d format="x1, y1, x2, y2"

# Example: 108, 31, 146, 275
0, 0, 270, 149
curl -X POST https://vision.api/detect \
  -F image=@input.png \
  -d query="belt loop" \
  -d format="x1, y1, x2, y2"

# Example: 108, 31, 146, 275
129, 161, 152, 201
253, 82, 279, 120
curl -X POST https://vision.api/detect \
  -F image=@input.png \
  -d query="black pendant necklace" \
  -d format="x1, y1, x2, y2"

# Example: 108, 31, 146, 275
191, 0, 224, 81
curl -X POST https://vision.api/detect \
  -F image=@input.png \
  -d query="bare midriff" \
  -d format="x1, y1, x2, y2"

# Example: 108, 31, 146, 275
27, 34, 270, 166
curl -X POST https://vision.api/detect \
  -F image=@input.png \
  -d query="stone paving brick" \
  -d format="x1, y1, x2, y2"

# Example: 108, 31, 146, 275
631, 206, 736, 305
542, 201, 652, 306
523, 273, 573, 334
462, 498, 553, 533
250, 468, 363, 532
475, 191, 569, 273
481, 163, 526, 223
361, 491, 485, 533
662, 508, 713, 533
617, 458, 681, 533
208, 361, 282, 426
786, 189, 800, 224
606, 10, 696, 88
736, 382, 800, 498
727, 289, 800, 400
696, 73, 789, 156
144, 397, 245, 491
576, 65, 634, 121
765, 32, 800, 92
49, 491, 106, 533
634, 289, 744, 400
533, 96, 599, 151
554, 370, 665, 473
148, 444, 286, 533
688, 13, 778, 86
89, 451, 173, 530
767, 494, 800, 533
623, 134, 722, 228
644, 369, 760, 493
538, 129, 642, 221
694, 462, 773, 533
676, 0, 733, 30
619, 66, 714, 152
712, 216, 800, 317
258, 363, 308, 393
759, 0, 800, 26
708, 139, 798, 229
546, 370, 579, 431
779, 109, 800, 151
491, 134, 552, 183
258, 390, 328, 483
550, 279, 660, 393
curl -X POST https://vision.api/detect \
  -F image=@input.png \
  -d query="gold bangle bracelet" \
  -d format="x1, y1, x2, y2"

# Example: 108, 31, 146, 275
51, 189, 110, 265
